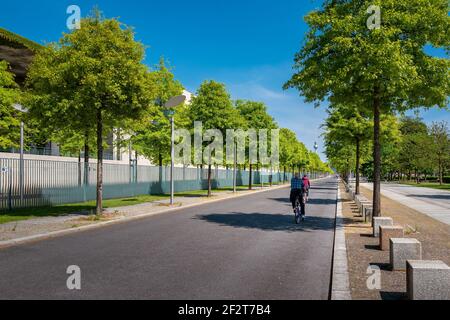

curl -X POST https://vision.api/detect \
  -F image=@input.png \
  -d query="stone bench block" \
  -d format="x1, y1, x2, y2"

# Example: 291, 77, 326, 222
363, 207, 373, 223
407, 260, 450, 300
361, 201, 372, 214
390, 238, 422, 271
373, 217, 393, 237
380, 226, 404, 251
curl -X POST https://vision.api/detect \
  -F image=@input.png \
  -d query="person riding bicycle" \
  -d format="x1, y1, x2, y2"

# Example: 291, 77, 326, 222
302, 175, 311, 200
290, 173, 306, 218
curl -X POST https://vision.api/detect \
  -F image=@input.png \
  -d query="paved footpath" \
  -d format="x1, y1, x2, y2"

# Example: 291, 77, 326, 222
0, 178, 337, 300
362, 183, 450, 225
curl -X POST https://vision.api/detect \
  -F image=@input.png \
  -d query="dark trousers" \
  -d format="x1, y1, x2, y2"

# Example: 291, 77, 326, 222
290, 189, 306, 215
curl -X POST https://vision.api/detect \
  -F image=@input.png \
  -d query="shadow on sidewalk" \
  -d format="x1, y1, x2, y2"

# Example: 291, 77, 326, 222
380, 291, 407, 300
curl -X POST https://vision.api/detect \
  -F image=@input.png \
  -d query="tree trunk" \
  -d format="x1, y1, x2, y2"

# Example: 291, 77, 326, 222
84, 135, 90, 186
135, 151, 138, 183
78, 151, 82, 186
159, 153, 163, 168
116, 129, 121, 161
207, 164, 212, 197
96, 109, 103, 215
356, 137, 361, 195
439, 158, 443, 185
373, 87, 382, 217
249, 163, 253, 190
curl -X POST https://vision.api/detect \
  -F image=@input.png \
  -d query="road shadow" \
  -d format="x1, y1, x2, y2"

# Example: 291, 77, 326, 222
312, 187, 337, 191
269, 197, 337, 206
195, 212, 335, 233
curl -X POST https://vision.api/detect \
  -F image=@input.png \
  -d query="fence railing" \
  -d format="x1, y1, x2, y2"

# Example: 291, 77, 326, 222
0, 157, 299, 210
0, 148, 115, 160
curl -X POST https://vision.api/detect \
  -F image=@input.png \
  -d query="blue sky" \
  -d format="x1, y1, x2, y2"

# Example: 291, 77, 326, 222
1, 0, 449, 160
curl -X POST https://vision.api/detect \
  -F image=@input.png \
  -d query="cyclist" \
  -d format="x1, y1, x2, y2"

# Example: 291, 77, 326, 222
290, 173, 306, 219
302, 174, 311, 201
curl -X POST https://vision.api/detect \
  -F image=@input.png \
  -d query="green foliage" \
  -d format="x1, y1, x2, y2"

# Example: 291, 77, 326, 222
286, 0, 449, 213
429, 121, 450, 183
0, 27, 43, 51
188, 80, 245, 133
132, 58, 185, 166
0, 61, 20, 149
235, 100, 277, 131
285, 0, 449, 112
27, 12, 154, 138
26, 9, 156, 212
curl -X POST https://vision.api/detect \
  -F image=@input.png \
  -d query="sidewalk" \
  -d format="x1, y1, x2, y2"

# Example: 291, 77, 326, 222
341, 183, 450, 300
361, 182, 450, 225
0, 184, 291, 248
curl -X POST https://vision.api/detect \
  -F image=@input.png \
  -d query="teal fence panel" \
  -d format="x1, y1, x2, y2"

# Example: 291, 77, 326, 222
0, 157, 295, 210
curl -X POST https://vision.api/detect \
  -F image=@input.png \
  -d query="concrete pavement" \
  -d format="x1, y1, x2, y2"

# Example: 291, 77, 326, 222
0, 178, 338, 300
362, 183, 450, 225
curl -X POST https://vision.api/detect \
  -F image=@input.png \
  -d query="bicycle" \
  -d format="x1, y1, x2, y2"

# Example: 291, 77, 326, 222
294, 193, 306, 224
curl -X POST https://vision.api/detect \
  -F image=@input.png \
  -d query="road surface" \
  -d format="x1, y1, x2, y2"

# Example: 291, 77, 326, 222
362, 183, 450, 225
0, 178, 338, 300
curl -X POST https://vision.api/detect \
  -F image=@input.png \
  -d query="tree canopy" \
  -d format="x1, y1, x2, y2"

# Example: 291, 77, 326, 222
285, 0, 450, 215
26, 10, 156, 213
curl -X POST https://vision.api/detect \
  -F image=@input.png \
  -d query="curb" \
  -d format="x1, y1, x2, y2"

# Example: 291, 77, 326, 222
331, 181, 352, 300
0, 183, 292, 250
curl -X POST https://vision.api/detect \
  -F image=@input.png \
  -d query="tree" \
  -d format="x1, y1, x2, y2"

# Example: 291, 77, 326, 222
27, 10, 155, 214
132, 58, 185, 167
285, 0, 450, 216
187, 80, 244, 197
0, 61, 20, 149
430, 121, 450, 185
397, 117, 430, 181
279, 128, 298, 179
235, 100, 277, 190
323, 104, 372, 194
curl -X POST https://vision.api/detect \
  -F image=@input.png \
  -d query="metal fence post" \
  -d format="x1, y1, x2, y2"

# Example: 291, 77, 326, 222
19, 122, 24, 204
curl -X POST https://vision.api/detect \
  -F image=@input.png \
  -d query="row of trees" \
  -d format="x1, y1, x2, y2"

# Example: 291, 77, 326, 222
324, 109, 450, 193
1, 10, 330, 213
285, 0, 450, 216
371, 117, 450, 185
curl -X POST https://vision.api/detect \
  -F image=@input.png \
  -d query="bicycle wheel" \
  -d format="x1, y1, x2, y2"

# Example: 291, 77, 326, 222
294, 199, 301, 224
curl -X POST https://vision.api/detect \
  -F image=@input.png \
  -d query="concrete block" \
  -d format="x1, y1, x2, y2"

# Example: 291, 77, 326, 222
361, 202, 372, 215
363, 207, 373, 223
390, 238, 422, 271
373, 217, 393, 237
380, 226, 404, 251
407, 260, 450, 300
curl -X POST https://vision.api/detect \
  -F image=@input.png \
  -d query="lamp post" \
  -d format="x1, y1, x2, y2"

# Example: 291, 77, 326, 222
13, 104, 28, 203
233, 143, 237, 193
314, 142, 319, 179
163, 95, 186, 205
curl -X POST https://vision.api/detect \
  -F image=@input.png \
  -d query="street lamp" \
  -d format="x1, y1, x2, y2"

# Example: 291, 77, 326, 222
13, 104, 28, 203
164, 95, 186, 205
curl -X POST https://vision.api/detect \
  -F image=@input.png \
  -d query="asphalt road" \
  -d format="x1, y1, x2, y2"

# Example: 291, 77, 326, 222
0, 178, 338, 300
